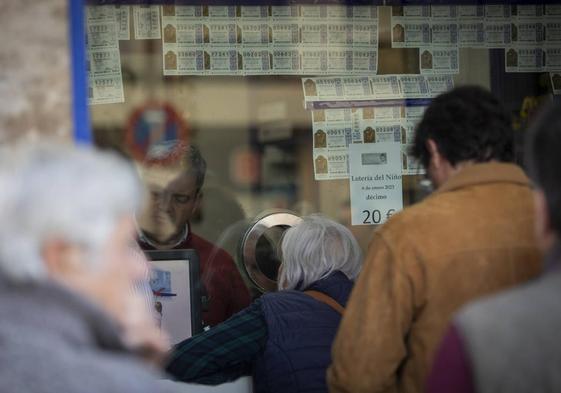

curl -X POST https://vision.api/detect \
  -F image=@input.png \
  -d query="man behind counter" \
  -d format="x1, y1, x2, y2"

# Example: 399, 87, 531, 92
136, 142, 250, 327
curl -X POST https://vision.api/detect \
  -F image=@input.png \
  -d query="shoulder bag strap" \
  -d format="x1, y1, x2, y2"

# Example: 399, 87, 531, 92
304, 290, 345, 315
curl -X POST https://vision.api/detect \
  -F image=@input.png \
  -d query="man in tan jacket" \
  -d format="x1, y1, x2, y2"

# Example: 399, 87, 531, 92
327, 86, 542, 393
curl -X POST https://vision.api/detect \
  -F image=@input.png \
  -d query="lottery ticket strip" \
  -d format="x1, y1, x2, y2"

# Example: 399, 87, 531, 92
390, 5, 561, 74
160, 5, 379, 76
84, 4, 561, 101
303, 74, 455, 180
86, 5, 130, 105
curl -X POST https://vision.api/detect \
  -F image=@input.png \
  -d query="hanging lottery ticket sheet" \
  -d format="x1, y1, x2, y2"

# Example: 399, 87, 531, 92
505, 47, 545, 73
352, 22, 378, 47
327, 23, 352, 46
204, 6, 237, 19
241, 49, 272, 75
391, 18, 431, 48
545, 22, 561, 46
163, 48, 205, 76
325, 48, 352, 75
326, 5, 351, 20
204, 22, 241, 46
458, 6, 485, 19
88, 75, 124, 105
87, 20, 119, 50
86, 5, 117, 24
301, 23, 329, 47
312, 124, 351, 180
392, 6, 430, 18
302, 77, 345, 102
355, 120, 402, 144
300, 5, 328, 20
271, 6, 299, 19
162, 22, 204, 47
419, 47, 459, 75
341, 77, 373, 100
238, 6, 270, 19
239, 22, 271, 46
512, 22, 545, 47
271, 22, 300, 46
431, 6, 458, 21
301, 49, 329, 75
313, 108, 352, 126
89, 48, 121, 76
458, 21, 485, 48
545, 48, 561, 72
161, 5, 203, 19
115, 6, 130, 40
86, 10, 124, 105
485, 22, 513, 48
431, 22, 459, 47
204, 48, 241, 75
545, 6, 561, 19
426, 75, 455, 97
369, 75, 402, 100
398, 75, 430, 99
272, 49, 301, 75
485, 5, 512, 20
303, 75, 454, 105
350, 49, 378, 75
133, 5, 161, 39
351, 6, 378, 20
514, 5, 544, 20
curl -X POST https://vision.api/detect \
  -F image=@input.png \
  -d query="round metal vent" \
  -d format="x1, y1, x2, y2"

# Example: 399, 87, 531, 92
239, 211, 302, 293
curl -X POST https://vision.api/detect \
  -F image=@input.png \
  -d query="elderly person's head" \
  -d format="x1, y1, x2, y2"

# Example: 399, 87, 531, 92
0, 143, 145, 322
278, 214, 362, 291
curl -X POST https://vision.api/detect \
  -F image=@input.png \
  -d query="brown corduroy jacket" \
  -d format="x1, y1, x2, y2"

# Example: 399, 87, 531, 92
327, 163, 542, 393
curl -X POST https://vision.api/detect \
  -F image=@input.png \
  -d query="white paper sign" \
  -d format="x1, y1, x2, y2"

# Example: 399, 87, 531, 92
349, 143, 403, 226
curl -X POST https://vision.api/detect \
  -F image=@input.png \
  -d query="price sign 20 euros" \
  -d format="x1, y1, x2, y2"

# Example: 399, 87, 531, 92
348, 143, 403, 226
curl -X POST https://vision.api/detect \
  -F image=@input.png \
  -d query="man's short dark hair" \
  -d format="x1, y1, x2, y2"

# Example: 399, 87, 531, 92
526, 102, 561, 234
143, 141, 207, 193
411, 86, 514, 169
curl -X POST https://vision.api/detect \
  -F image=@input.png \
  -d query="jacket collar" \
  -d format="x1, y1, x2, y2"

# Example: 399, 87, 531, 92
304, 271, 354, 307
435, 162, 531, 195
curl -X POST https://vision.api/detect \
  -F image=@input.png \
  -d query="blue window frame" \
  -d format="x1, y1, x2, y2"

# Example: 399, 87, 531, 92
70, 0, 92, 144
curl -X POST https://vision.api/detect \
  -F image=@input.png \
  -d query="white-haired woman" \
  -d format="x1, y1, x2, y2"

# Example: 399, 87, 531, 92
166, 214, 362, 393
0, 143, 173, 393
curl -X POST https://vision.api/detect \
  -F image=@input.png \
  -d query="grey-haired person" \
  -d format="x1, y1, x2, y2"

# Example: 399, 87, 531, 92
0, 143, 175, 393
165, 214, 362, 393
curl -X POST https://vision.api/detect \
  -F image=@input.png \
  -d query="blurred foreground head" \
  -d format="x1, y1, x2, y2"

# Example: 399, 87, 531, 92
525, 102, 561, 251
0, 142, 144, 319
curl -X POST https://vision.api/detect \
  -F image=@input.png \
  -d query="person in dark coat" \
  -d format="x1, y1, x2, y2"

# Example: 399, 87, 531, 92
166, 214, 362, 393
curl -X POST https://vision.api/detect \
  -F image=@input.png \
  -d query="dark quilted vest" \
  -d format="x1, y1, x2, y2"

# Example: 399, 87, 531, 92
253, 271, 353, 393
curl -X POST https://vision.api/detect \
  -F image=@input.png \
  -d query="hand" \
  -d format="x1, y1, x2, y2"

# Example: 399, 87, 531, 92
119, 293, 172, 367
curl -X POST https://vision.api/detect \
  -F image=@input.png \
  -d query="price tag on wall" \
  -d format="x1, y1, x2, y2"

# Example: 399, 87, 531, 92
349, 143, 403, 226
